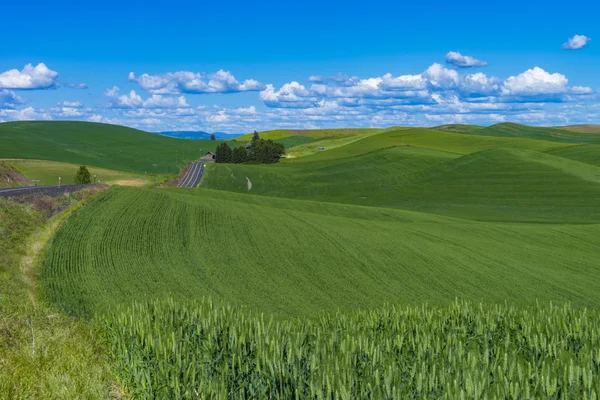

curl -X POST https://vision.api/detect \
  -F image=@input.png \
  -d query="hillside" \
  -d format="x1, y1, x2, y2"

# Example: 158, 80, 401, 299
561, 124, 600, 133
43, 186, 600, 318
0, 121, 222, 173
203, 146, 600, 223
8, 159, 157, 186
0, 161, 29, 188
447, 122, 600, 144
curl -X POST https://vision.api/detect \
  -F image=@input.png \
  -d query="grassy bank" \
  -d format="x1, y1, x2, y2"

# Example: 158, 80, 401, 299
0, 193, 112, 398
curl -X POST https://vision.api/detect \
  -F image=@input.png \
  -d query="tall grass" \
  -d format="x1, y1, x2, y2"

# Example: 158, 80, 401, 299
103, 298, 600, 399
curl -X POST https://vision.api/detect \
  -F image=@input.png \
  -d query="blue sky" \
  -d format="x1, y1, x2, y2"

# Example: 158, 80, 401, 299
1, 0, 598, 133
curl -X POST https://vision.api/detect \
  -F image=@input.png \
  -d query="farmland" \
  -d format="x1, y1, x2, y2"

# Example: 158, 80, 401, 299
0, 121, 221, 174
4, 121, 600, 397
44, 187, 600, 317
7, 159, 158, 186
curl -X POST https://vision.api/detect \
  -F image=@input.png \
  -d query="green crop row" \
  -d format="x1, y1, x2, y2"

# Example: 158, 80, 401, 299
102, 298, 600, 399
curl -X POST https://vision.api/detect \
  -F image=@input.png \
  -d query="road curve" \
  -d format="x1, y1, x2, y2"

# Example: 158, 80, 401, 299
0, 184, 98, 198
178, 162, 205, 188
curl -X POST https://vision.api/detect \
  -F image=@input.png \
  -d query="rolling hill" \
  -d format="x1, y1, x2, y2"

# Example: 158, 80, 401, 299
0, 121, 222, 173
561, 124, 600, 133
28, 121, 600, 398
445, 122, 600, 144
44, 186, 600, 318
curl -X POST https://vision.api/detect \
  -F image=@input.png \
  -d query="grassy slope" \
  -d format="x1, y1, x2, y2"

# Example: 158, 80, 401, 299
0, 197, 110, 397
204, 146, 600, 223
561, 124, 600, 133
235, 128, 381, 158
0, 121, 220, 173
0, 161, 29, 188
44, 187, 600, 318
548, 144, 600, 166
8, 159, 159, 186
447, 122, 600, 145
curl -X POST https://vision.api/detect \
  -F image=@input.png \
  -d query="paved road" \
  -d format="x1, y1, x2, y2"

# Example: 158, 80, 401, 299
178, 162, 205, 188
0, 184, 97, 198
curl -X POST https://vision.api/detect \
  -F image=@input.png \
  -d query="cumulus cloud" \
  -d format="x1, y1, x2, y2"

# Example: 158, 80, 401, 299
562, 35, 591, 50
0, 89, 23, 108
502, 67, 575, 97
104, 87, 189, 109
262, 64, 592, 109
0, 107, 52, 121
0, 63, 59, 90
128, 69, 265, 94
445, 51, 488, 68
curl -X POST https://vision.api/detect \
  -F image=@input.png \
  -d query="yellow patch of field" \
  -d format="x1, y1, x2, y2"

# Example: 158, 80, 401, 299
5, 159, 158, 186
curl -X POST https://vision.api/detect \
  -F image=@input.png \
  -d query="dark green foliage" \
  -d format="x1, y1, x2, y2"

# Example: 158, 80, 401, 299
215, 142, 233, 163
247, 139, 285, 164
232, 146, 247, 164
210, 134, 216, 140
251, 130, 260, 142
74, 166, 91, 184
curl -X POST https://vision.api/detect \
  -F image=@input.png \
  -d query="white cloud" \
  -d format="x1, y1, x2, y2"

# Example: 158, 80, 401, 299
67, 83, 88, 89
0, 107, 52, 121
58, 101, 83, 107
562, 35, 591, 50
502, 67, 571, 96
142, 95, 189, 108
0, 63, 59, 90
104, 87, 189, 109
422, 63, 460, 88
0, 89, 23, 108
445, 51, 488, 68
129, 69, 265, 94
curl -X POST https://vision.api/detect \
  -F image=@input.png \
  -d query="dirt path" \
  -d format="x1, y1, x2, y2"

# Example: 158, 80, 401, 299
20, 200, 88, 307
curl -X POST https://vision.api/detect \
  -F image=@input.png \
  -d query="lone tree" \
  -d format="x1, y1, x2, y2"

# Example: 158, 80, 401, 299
75, 166, 92, 184
233, 146, 247, 164
247, 139, 285, 164
210, 134, 216, 140
252, 130, 260, 142
215, 142, 233, 163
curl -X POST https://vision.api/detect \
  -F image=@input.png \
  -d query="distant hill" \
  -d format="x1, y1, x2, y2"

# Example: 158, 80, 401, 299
445, 122, 600, 145
561, 125, 600, 134
158, 131, 243, 140
0, 121, 222, 173
431, 124, 484, 133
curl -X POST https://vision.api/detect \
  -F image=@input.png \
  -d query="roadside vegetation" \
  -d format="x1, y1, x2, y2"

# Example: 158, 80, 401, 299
0, 193, 112, 398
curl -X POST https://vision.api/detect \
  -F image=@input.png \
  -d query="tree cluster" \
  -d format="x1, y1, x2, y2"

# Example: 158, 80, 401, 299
215, 139, 285, 164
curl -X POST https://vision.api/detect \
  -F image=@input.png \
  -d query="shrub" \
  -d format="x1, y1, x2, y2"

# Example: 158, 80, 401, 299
74, 166, 92, 184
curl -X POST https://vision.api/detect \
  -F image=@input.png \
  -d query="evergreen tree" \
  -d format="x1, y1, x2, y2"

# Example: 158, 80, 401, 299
247, 139, 285, 164
210, 134, 216, 140
252, 130, 260, 142
75, 166, 92, 184
215, 142, 233, 163
233, 146, 247, 164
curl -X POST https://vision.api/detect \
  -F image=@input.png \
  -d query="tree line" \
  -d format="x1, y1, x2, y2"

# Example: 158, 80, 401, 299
215, 131, 285, 164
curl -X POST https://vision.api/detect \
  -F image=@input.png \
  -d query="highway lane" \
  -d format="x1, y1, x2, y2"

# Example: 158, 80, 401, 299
178, 162, 205, 188
0, 184, 97, 198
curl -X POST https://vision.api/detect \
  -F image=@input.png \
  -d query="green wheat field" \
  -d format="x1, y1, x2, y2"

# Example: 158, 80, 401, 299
2, 121, 600, 398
